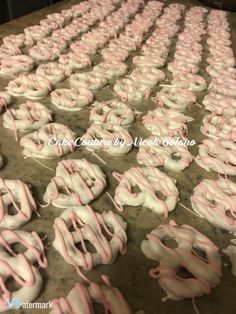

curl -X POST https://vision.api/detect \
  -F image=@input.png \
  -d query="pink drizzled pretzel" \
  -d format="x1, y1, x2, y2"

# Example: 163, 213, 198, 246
43, 159, 106, 208
46, 12, 66, 26
29, 44, 61, 62
130, 67, 165, 87
52, 25, 79, 41
206, 65, 236, 79
93, 61, 128, 80
0, 45, 22, 59
59, 52, 91, 71
175, 49, 202, 64
81, 123, 133, 156
156, 87, 196, 111
36, 63, 68, 84
113, 167, 179, 217
101, 47, 129, 62
195, 139, 236, 176
142, 108, 193, 138
133, 55, 166, 68
51, 88, 93, 111
81, 31, 109, 48
3, 34, 25, 49
207, 56, 235, 68
0, 55, 34, 76
137, 136, 193, 171
0, 92, 12, 114
69, 71, 107, 92
0, 229, 47, 311
53, 205, 127, 275
19, 123, 76, 159
172, 73, 207, 92
202, 93, 236, 116
40, 18, 64, 31
24, 25, 51, 41
201, 114, 236, 141
168, 61, 199, 74
6, 74, 52, 99
3, 101, 52, 134
90, 100, 134, 128
191, 177, 236, 232
209, 76, 236, 97
0, 178, 38, 229
50, 276, 134, 314
114, 78, 151, 102
142, 221, 221, 308
70, 41, 97, 55
38, 37, 67, 52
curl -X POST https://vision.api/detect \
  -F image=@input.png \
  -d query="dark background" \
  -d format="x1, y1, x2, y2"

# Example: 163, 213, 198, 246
0, 0, 235, 25
0, 0, 62, 24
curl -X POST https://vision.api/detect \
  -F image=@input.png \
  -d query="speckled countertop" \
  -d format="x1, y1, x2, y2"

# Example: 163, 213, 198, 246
0, 0, 236, 314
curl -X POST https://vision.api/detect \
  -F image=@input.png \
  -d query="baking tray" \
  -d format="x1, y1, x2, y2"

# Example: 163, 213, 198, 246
0, 0, 236, 313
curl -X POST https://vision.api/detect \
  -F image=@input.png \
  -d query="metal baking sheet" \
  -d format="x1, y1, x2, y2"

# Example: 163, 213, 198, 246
0, 0, 236, 313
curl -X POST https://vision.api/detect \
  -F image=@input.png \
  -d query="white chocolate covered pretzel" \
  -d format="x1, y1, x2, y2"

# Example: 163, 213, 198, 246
44, 159, 106, 208
51, 88, 93, 111
19, 123, 76, 159
201, 114, 236, 141
81, 123, 132, 156
137, 137, 193, 171
52, 26, 78, 41
0, 178, 38, 229
36, 62, 68, 84
172, 73, 207, 92
70, 41, 97, 55
113, 167, 179, 216
53, 205, 127, 274
24, 25, 51, 41
141, 220, 221, 303
0, 92, 12, 114
157, 87, 196, 111
175, 50, 202, 65
101, 47, 129, 62
210, 76, 236, 97
69, 71, 107, 92
90, 100, 134, 128
0, 229, 47, 312
50, 276, 134, 314
143, 108, 193, 138
191, 178, 236, 232
39, 37, 67, 52
114, 78, 151, 102
6, 74, 52, 99
0, 44, 22, 59
59, 52, 91, 71
93, 61, 128, 80
168, 60, 199, 74
195, 139, 236, 175
133, 55, 166, 68
3, 34, 25, 49
3, 101, 52, 133
206, 65, 236, 79
203, 93, 236, 116
131, 67, 165, 87
0, 55, 34, 76
29, 44, 60, 62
